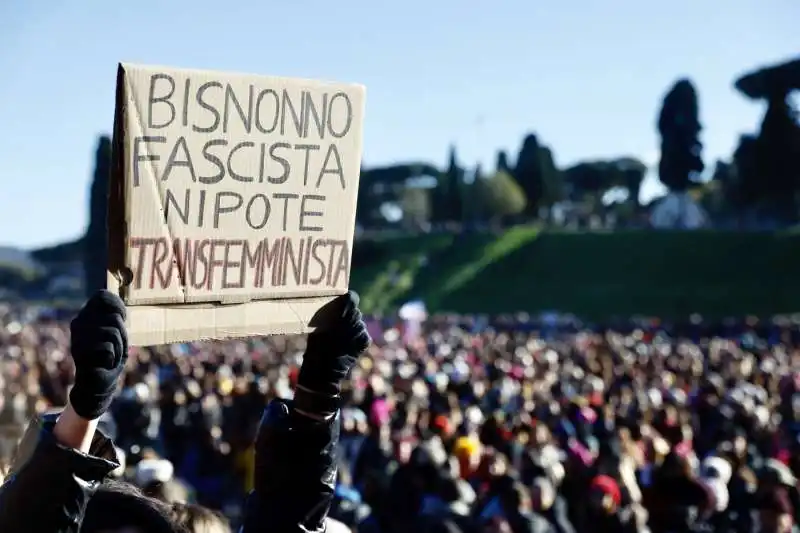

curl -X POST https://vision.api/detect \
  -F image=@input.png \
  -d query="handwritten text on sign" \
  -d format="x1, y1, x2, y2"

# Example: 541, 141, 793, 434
124, 68, 363, 303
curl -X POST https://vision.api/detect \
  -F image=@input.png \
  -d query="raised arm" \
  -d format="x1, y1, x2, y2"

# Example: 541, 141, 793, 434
241, 292, 370, 533
0, 291, 128, 533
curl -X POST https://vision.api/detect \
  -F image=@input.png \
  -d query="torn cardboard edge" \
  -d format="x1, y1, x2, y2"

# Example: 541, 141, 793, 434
125, 294, 340, 347
108, 270, 339, 346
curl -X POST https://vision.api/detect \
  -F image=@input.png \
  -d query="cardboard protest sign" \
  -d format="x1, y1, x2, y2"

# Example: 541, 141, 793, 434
107, 63, 365, 346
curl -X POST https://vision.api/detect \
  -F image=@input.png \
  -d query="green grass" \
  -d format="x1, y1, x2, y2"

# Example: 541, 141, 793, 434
355, 233, 455, 313
350, 229, 800, 318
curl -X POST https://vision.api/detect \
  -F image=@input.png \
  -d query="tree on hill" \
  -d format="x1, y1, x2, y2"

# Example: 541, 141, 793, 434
360, 162, 440, 186
461, 164, 485, 222
727, 103, 800, 221
429, 145, 466, 223
357, 162, 440, 226
495, 150, 511, 173
616, 157, 647, 205
442, 145, 465, 222
753, 94, 800, 220
563, 158, 647, 204
705, 159, 737, 217
733, 58, 800, 222
481, 170, 527, 220
657, 78, 704, 192
85, 135, 111, 296
513, 134, 562, 215
710, 159, 734, 185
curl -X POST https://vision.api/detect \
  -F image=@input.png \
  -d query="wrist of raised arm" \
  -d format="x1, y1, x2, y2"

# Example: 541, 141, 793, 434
53, 403, 99, 453
294, 385, 341, 421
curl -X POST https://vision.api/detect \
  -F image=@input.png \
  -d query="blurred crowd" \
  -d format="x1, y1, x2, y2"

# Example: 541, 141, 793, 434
2, 301, 800, 533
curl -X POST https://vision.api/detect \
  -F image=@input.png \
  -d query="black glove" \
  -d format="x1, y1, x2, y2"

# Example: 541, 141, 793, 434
69, 290, 129, 420
297, 291, 370, 404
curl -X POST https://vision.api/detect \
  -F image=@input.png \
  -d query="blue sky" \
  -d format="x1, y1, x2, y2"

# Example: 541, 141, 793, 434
1, 1, 798, 248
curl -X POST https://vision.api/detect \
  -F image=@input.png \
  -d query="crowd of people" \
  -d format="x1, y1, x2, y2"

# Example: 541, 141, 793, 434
2, 298, 800, 533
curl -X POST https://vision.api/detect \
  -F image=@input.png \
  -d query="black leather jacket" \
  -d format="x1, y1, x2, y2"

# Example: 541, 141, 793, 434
0, 398, 339, 533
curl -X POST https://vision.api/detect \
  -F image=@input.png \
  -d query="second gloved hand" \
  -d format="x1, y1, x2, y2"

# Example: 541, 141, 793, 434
297, 291, 370, 397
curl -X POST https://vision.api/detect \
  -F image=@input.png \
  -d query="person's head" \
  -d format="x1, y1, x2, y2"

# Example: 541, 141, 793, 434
453, 436, 481, 477
589, 475, 621, 515
341, 408, 365, 435
81, 479, 184, 533
82, 480, 231, 533
532, 423, 551, 447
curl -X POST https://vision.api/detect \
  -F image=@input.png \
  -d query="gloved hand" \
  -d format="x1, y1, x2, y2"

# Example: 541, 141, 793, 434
69, 290, 129, 420
296, 291, 370, 406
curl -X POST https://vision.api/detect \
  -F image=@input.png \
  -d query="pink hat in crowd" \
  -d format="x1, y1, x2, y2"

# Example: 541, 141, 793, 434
370, 398, 391, 426
568, 440, 594, 467
578, 406, 597, 425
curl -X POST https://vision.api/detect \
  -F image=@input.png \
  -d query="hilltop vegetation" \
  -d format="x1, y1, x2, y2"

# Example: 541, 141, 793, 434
350, 229, 800, 319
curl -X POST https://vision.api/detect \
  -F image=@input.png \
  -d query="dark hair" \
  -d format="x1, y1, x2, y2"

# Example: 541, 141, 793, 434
81, 478, 185, 533
143, 478, 191, 505
170, 502, 231, 533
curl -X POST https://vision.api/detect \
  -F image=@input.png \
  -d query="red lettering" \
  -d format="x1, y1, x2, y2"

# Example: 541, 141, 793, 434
284, 237, 306, 286
129, 237, 154, 289
242, 239, 265, 288
195, 240, 211, 288
273, 237, 286, 287
330, 239, 350, 288
125, 236, 350, 293
221, 239, 243, 289
308, 239, 327, 285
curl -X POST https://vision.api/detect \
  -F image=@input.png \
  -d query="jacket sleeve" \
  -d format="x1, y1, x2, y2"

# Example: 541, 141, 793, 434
0, 412, 119, 533
241, 399, 340, 533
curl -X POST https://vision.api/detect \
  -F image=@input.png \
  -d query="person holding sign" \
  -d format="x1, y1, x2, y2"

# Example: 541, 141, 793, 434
0, 289, 370, 533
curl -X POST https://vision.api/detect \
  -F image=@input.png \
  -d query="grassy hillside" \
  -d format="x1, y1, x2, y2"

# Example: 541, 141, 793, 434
351, 229, 800, 318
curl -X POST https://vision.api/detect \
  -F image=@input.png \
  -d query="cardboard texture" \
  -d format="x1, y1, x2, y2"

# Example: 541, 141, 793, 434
108, 63, 365, 346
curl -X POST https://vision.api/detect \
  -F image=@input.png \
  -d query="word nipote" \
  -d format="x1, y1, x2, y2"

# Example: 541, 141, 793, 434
163, 187, 327, 232
129, 236, 350, 292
